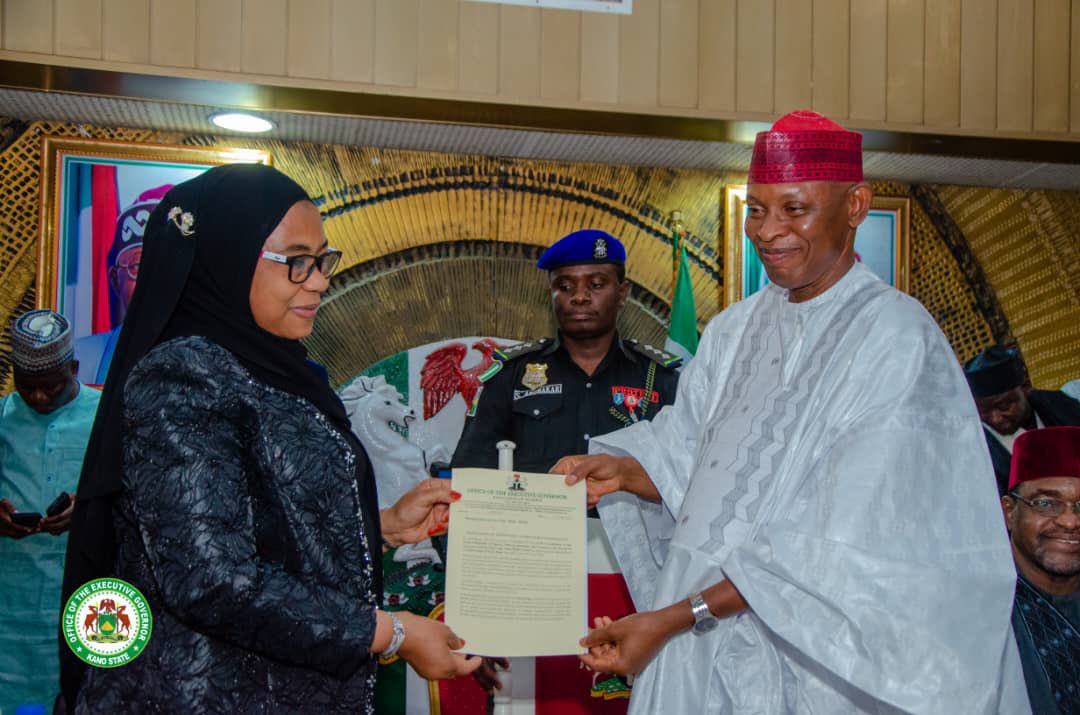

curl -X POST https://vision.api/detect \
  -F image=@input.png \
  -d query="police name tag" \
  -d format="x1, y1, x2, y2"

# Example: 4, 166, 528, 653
513, 384, 563, 400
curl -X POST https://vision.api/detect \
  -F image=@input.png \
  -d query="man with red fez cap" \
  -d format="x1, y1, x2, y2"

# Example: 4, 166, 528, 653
1002, 427, 1080, 714
555, 111, 1027, 713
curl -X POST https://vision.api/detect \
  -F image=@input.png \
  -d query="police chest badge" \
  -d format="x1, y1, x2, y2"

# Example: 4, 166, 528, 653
522, 363, 549, 391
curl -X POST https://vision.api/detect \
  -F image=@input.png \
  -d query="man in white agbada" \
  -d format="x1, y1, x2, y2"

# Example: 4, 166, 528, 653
554, 111, 1028, 714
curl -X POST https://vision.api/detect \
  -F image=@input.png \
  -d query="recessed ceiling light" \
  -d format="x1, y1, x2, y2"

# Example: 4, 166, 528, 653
209, 112, 274, 133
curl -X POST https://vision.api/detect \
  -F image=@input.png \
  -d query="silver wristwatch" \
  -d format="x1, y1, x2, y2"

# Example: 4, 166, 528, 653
380, 611, 406, 657
690, 592, 718, 634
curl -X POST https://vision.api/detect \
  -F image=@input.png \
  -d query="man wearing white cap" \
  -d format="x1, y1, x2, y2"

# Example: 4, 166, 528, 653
556, 111, 1027, 713
1, 309, 101, 712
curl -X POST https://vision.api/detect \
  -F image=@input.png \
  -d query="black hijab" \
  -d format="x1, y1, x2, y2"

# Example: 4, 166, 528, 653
60, 163, 380, 707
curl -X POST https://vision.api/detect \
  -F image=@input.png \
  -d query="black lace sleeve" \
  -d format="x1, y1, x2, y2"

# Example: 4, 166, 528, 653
122, 344, 375, 680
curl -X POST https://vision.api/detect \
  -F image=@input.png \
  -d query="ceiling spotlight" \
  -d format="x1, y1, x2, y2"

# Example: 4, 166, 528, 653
209, 112, 274, 133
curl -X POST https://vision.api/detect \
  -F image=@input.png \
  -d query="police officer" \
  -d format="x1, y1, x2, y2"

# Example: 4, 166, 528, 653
451, 229, 683, 703
452, 228, 682, 476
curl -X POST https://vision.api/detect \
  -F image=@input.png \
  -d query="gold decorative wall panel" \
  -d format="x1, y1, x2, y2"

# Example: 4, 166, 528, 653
0, 118, 1075, 395
307, 242, 674, 386
244, 141, 733, 381
258, 144, 729, 321
877, 180, 997, 364
937, 185, 1080, 389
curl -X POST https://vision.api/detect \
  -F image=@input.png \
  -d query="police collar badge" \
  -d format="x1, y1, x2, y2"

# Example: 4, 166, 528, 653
522, 363, 548, 390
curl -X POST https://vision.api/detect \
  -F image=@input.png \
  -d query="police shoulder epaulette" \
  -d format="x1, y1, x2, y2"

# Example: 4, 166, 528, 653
481, 338, 551, 383
492, 338, 550, 362
627, 339, 683, 369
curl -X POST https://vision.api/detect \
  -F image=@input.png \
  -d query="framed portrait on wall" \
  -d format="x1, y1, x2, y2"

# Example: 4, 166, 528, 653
722, 185, 911, 308
37, 137, 271, 383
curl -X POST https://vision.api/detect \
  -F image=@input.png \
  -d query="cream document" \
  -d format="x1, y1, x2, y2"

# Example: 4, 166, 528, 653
445, 468, 587, 657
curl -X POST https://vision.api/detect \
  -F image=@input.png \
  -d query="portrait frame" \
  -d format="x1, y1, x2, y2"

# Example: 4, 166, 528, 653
36, 137, 271, 340
723, 185, 911, 308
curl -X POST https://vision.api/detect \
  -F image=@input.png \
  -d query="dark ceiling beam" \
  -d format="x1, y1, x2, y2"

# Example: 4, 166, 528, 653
2, 58, 1079, 163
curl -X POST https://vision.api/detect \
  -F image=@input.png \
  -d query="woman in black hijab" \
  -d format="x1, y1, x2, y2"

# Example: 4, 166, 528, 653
61, 164, 479, 712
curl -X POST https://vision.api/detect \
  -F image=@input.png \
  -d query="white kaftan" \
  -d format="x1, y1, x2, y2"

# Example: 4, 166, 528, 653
590, 263, 1028, 714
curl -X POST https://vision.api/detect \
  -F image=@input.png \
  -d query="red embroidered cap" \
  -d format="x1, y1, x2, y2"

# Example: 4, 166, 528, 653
749, 110, 863, 184
1008, 426, 1080, 490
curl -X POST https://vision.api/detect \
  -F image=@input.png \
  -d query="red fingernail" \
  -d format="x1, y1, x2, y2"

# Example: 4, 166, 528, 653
441, 513, 450, 523
450, 490, 462, 501
428, 525, 446, 536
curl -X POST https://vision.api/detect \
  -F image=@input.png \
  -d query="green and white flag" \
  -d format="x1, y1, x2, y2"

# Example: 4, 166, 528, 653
665, 225, 698, 362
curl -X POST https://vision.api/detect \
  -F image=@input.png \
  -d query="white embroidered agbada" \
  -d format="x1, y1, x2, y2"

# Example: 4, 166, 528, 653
590, 262, 1029, 714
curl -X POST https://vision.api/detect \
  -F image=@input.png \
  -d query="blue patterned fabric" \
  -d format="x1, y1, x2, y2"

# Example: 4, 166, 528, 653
1013, 576, 1080, 715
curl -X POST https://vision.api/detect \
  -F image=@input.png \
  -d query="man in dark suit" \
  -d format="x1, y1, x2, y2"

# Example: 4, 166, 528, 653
964, 345, 1080, 494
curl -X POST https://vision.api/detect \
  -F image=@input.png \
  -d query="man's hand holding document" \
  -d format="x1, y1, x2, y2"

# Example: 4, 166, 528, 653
444, 468, 587, 657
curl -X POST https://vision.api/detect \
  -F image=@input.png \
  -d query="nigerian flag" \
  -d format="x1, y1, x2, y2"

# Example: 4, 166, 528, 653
665, 223, 698, 361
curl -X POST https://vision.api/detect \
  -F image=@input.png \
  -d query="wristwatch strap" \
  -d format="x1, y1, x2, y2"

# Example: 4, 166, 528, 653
690, 593, 711, 622
690, 592, 718, 634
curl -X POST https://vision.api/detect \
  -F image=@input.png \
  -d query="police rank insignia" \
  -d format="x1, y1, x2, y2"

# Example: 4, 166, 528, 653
522, 363, 549, 390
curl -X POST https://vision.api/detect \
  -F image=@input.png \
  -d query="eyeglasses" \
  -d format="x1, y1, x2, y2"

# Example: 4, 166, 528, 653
1008, 491, 1080, 518
115, 260, 139, 281
260, 249, 342, 284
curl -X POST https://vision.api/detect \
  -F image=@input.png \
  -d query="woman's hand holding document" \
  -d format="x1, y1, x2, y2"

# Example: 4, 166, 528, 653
444, 468, 587, 657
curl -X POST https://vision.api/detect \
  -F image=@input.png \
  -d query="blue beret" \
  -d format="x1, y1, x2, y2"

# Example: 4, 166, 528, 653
537, 229, 626, 271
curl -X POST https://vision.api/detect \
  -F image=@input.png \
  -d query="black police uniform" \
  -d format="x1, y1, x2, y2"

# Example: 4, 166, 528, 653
452, 333, 681, 473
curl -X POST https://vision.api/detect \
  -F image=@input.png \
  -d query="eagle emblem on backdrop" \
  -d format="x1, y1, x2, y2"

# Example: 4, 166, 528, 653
420, 338, 503, 420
